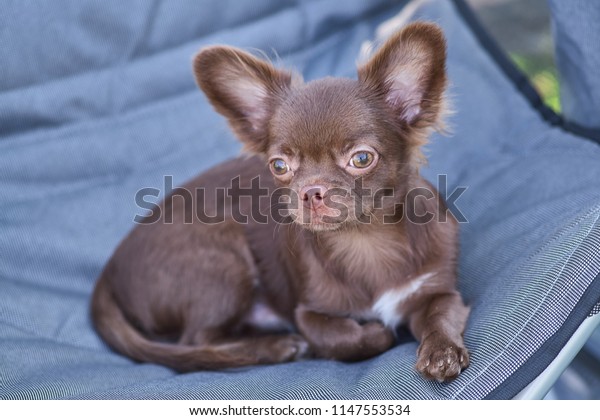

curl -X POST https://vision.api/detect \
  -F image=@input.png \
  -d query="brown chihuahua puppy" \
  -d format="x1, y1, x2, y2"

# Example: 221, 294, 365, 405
92, 22, 470, 382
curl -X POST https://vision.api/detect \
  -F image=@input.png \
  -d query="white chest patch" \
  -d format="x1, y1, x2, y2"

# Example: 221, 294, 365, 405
370, 272, 435, 328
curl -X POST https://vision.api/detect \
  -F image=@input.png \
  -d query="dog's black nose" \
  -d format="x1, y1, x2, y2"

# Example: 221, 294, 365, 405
300, 185, 326, 209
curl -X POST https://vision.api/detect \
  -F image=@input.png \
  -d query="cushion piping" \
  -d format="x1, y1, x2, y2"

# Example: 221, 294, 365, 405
484, 270, 600, 399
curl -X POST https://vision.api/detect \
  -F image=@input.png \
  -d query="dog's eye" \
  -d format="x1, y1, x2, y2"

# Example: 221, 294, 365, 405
349, 151, 374, 168
270, 158, 290, 176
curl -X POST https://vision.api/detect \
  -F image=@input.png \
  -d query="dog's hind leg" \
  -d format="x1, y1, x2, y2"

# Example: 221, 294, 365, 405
94, 217, 308, 371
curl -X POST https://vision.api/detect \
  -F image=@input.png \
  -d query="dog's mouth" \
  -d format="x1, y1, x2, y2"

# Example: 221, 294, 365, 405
295, 217, 342, 232
280, 185, 379, 232
287, 205, 349, 232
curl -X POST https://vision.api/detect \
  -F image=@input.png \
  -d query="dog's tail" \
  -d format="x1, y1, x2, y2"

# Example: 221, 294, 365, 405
91, 271, 258, 372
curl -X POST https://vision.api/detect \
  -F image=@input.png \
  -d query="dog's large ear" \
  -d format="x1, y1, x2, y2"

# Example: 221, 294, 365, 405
358, 22, 447, 130
194, 47, 295, 154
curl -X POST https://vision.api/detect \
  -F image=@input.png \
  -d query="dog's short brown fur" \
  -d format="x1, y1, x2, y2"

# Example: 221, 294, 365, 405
92, 22, 470, 382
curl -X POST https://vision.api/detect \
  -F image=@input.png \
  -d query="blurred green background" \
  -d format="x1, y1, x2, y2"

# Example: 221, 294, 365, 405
467, 0, 560, 113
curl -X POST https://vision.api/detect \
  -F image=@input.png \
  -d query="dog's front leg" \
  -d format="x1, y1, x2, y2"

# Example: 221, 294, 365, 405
408, 292, 470, 382
295, 305, 394, 361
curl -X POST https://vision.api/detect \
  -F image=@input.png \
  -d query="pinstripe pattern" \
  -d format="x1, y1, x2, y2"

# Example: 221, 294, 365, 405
1, 0, 599, 400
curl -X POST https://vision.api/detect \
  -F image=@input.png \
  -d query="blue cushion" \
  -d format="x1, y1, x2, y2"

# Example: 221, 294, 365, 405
1, 0, 599, 399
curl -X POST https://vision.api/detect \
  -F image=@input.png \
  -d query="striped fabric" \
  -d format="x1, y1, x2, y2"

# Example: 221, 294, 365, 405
1, 0, 599, 399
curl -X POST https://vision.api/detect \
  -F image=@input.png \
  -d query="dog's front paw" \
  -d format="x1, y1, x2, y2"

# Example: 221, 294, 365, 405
416, 337, 469, 382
